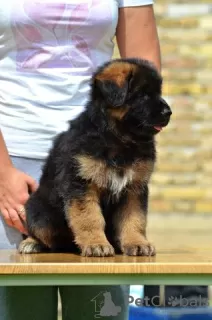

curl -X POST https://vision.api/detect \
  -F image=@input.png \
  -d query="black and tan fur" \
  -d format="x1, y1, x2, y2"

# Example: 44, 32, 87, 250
19, 58, 172, 257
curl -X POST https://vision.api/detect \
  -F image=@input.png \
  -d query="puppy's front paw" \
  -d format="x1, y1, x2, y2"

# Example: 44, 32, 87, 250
81, 244, 115, 257
19, 237, 46, 254
122, 242, 156, 256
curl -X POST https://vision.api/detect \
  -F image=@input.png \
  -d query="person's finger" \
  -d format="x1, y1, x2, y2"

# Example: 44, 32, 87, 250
1, 208, 13, 228
8, 208, 28, 235
16, 205, 26, 221
25, 174, 38, 193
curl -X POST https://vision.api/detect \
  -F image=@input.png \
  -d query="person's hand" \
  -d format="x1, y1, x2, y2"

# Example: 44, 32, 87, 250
0, 165, 38, 234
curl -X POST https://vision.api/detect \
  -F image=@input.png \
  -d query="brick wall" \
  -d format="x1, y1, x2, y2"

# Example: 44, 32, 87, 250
113, 1, 212, 214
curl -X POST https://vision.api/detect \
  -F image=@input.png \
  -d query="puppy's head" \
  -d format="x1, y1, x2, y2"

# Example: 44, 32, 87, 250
91, 58, 172, 135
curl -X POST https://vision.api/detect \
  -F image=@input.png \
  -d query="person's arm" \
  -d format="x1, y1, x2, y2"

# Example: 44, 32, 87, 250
0, 130, 37, 233
116, 4, 161, 72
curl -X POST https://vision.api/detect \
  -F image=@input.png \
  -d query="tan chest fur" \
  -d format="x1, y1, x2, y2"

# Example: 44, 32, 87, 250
75, 155, 154, 196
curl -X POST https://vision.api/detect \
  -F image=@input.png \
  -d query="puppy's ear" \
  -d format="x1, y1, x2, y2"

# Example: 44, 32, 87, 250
95, 77, 130, 107
95, 62, 134, 107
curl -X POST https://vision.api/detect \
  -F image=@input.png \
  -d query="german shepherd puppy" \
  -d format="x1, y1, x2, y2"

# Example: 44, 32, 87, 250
19, 58, 172, 257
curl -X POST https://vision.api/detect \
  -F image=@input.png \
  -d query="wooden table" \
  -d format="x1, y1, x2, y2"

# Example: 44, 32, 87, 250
0, 214, 212, 286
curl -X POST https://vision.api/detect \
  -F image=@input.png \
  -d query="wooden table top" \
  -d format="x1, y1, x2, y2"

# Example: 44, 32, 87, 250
0, 215, 212, 274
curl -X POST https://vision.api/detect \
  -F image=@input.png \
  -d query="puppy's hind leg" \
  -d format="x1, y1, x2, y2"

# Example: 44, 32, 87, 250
19, 237, 49, 254
22, 193, 59, 253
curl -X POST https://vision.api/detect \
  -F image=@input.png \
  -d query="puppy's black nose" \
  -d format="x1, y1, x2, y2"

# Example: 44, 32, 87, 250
159, 97, 172, 117
161, 108, 172, 117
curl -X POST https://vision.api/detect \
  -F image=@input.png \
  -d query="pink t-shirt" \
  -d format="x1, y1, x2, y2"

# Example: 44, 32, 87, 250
0, 0, 153, 159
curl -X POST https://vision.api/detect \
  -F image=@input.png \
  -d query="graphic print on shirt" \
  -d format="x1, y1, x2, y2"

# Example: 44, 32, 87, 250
10, 0, 112, 73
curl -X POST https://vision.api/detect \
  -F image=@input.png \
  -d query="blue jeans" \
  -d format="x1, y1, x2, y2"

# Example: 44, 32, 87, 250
0, 156, 129, 320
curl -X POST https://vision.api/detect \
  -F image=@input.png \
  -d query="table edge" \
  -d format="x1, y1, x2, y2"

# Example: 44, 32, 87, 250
0, 262, 212, 274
